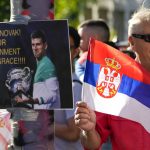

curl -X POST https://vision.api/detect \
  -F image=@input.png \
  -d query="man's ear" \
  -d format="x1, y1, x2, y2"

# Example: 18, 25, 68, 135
73, 48, 80, 58
75, 48, 79, 55
128, 36, 134, 49
44, 42, 48, 50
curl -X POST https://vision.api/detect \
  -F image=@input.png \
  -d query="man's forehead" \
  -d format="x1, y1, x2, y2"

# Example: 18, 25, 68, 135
32, 38, 42, 42
143, 22, 150, 33
79, 27, 94, 35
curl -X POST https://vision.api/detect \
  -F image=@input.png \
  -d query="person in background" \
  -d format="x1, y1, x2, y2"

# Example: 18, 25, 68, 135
75, 19, 116, 83
75, 20, 114, 150
21, 0, 53, 20
54, 26, 83, 150
74, 7, 150, 150
16, 110, 54, 150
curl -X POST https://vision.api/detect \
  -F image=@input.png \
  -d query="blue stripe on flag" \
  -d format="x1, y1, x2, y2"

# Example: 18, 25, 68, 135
84, 60, 150, 108
84, 60, 100, 86
118, 75, 150, 108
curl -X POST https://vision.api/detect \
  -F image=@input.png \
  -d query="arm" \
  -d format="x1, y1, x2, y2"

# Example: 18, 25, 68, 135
33, 77, 60, 105
14, 95, 39, 104
15, 78, 59, 106
55, 73, 83, 141
75, 60, 86, 82
55, 116, 81, 141
74, 101, 101, 149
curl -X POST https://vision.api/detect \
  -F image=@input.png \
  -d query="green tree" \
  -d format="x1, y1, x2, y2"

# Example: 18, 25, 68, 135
0, 1, 10, 22
55, 0, 80, 27
55, 0, 97, 27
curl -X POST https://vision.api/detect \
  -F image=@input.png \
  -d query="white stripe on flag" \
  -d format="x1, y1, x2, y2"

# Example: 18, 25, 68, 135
83, 82, 150, 133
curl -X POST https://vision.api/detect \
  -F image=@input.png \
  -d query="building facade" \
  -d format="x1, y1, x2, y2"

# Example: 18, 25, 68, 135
79, 0, 144, 41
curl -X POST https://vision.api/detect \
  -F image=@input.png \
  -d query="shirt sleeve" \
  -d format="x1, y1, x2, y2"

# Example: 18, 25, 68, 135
95, 111, 111, 145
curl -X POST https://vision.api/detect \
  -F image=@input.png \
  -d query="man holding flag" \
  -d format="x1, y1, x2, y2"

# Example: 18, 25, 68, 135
75, 7, 150, 150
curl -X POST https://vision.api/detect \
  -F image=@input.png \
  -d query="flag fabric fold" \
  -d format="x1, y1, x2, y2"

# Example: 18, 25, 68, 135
83, 38, 150, 134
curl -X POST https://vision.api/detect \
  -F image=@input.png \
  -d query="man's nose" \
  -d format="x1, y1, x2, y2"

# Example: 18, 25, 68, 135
33, 45, 37, 50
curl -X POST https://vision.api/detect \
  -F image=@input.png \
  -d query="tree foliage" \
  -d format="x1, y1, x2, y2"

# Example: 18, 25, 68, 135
55, 0, 80, 27
0, 1, 10, 22
0, 0, 98, 25
55, 0, 97, 27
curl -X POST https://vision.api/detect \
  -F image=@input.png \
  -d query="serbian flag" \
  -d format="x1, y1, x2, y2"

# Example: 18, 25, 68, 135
83, 38, 150, 134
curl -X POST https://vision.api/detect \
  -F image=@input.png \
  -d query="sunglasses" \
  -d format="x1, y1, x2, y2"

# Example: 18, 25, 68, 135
132, 34, 150, 42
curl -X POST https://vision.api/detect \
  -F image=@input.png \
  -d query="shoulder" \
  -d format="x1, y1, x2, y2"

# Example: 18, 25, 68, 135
78, 51, 88, 64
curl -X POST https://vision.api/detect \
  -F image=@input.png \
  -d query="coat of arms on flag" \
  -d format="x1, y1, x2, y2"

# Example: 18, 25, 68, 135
83, 38, 150, 133
96, 58, 121, 98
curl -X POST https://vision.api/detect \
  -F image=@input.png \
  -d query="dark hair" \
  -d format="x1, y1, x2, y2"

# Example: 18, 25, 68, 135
121, 50, 136, 59
106, 41, 119, 49
78, 19, 110, 42
69, 26, 80, 49
22, 0, 31, 9
31, 30, 47, 43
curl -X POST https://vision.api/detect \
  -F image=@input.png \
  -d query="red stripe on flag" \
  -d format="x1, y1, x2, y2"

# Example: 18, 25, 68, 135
87, 38, 150, 84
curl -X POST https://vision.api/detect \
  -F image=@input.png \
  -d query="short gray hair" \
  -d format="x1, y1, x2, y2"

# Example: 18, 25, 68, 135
128, 8, 150, 36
